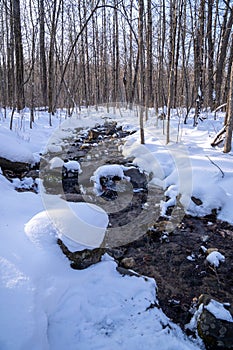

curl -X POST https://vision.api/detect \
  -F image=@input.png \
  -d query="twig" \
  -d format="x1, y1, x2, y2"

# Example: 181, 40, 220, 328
206, 155, 225, 178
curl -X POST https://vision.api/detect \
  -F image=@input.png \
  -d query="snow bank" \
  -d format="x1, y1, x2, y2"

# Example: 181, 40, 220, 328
123, 119, 233, 224
0, 131, 35, 164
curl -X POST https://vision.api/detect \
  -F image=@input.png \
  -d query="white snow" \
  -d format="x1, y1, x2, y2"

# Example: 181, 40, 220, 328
206, 251, 225, 268
206, 299, 233, 322
0, 130, 35, 164
63, 160, 82, 173
46, 144, 63, 153
2, 105, 233, 349
122, 112, 233, 224
39, 189, 109, 247
49, 156, 64, 169
90, 164, 130, 194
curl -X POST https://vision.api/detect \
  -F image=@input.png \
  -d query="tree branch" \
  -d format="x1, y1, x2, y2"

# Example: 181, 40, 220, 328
206, 155, 225, 178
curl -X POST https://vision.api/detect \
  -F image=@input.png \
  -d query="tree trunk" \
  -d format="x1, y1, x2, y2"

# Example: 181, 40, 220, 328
215, 2, 233, 107
48, 0, 59, 117
223, 33, 233, 105
138, 0, 145, 144
207, 0, 214, 110
13, 0, 25, 111
224, 59, 233, 153
193, 0, 205, 126
145, 0, 153, 114
166, 0, 177, 144
39, 0, 47, 107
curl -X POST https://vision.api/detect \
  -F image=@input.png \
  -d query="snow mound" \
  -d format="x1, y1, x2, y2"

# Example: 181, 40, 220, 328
90, 164, 130, 194
25, 201, 109, 249
0, 131, 35, 164
49, 156, 64, 169
63, 160, 82, 173
46, 144, 62, 153
25, 211, 59, 249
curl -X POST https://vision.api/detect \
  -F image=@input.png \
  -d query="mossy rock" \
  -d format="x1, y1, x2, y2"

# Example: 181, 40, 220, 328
197, 295, 233, 349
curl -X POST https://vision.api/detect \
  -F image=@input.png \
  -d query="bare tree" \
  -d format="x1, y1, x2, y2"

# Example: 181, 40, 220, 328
48, 0, 62, 120
224, 55, 233, 152
193, 0, 205, 126
207, 0, 214, 110
145, 0, 153, 115
138, 0, 145, 144
215, 1, 233, 108
13, 0, 25, 111
166, 0, 177, 143
39, 0, 47, 107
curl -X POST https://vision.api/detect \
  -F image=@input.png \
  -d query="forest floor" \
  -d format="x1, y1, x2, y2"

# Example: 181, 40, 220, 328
110, 212, 233, 331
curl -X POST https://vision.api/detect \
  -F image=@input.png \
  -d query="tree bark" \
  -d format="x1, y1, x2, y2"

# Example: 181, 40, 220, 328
193, 0, 205, 126
224, 59, 233, 153
215, 2, 233, 107
39, 0, 47, 107
166, 0, 177, 144
13, 0, 25, 111
207, 0, 214, 110
138, 0, 145, 144
145, 0, 153, 113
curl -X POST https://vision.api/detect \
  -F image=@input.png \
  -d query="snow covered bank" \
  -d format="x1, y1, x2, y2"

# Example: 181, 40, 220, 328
0, 173, 203, 350
122, 114, 233, 225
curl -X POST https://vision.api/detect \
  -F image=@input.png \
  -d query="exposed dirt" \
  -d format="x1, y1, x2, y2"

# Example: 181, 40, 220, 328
109, 212, 233, 330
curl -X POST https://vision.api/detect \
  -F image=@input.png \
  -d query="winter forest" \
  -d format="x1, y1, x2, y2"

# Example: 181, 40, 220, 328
1, 0, 233, 146
0, 1, 233, 350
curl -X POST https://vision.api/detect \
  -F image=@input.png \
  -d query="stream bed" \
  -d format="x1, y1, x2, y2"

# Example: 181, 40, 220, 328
3, 121, 233, 349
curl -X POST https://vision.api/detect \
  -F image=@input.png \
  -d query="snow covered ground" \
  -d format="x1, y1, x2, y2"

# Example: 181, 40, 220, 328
1, 106, 232, 349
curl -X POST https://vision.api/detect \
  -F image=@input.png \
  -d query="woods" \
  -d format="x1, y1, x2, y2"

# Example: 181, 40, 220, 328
0, 0, 233, 141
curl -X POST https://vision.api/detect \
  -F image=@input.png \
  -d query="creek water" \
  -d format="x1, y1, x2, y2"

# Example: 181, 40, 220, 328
41, 126, 165, 248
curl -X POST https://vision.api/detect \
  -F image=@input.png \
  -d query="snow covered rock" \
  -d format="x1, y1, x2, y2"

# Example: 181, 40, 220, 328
49, 156, 64, 169
62, 160, 82, 193
90, 164, 130, 195
206, 250, 225, 268
190, 294, 233, 350
63, 160, 82, 174
25, 202, 109, 249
